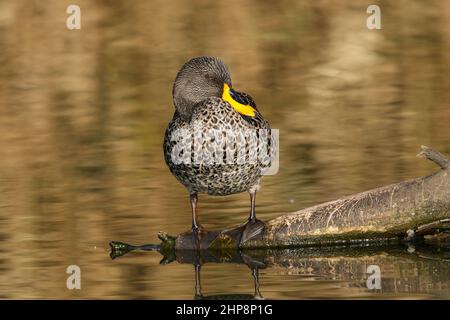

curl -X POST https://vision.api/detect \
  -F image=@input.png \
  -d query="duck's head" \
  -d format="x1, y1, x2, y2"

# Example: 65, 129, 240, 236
173, 56, 231, 119
173, 56, 256, 120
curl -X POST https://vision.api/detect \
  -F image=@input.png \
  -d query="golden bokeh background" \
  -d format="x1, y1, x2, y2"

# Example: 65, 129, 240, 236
0, 0, 449, 298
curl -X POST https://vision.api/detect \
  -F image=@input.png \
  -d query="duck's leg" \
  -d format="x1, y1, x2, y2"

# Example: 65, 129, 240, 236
190, 192, 200, 230
252, 268, 263, 299
188, 192, 205, 249
241, 190, 265, 245
194, 263, 203, 299
248, 189, 256, 222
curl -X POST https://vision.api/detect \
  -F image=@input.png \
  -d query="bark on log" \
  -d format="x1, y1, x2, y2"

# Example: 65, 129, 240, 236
129, 146, 450, 251
243, 146, 450, 248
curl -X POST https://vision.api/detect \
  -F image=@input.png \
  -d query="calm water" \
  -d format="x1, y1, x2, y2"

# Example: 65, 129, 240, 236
0, 0, 449, 299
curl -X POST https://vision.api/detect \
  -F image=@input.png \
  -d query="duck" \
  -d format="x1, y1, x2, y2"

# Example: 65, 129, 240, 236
163, 56, 275, 243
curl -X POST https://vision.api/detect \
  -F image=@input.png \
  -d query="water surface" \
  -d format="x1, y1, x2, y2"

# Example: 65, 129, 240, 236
0, 0, 449, 299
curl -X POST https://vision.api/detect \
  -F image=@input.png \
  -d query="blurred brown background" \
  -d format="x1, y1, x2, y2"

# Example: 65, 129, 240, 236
0, 0, 449, 298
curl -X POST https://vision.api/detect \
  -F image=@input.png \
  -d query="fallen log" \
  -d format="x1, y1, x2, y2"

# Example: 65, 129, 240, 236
114, 146, 450, 251
241, 145, 450, 248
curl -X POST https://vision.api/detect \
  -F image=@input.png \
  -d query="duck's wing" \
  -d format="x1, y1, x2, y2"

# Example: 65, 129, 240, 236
232, 91, 258, 109
226, 90, 268, 128
228, 91, 276, 171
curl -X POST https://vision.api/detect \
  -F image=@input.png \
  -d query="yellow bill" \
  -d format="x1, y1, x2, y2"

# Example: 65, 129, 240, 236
222, 83, 256, 117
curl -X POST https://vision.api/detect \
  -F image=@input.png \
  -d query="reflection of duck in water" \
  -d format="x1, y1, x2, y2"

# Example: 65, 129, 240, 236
163, 57, 275, 243
109, 240, 265, 299
194, 264, 263, 300
109, 240, 450, 298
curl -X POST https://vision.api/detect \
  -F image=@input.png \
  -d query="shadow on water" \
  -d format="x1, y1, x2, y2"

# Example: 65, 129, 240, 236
110, 241, 450, 299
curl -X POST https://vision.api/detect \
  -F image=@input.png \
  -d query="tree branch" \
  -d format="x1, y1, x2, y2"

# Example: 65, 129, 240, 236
417, 145, 449, 169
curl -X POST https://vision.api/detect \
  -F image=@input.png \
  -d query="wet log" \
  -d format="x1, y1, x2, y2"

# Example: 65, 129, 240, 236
156, 146, 450, 250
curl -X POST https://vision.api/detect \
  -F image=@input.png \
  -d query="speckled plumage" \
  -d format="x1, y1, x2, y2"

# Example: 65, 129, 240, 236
164, 96, 273, 196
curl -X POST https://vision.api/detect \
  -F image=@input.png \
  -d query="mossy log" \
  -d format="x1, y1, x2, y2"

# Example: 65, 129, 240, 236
157, 146, 450, 250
